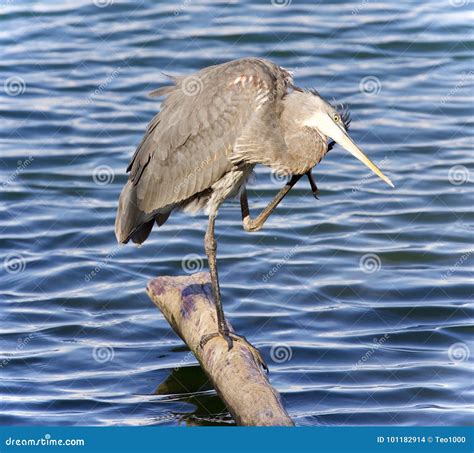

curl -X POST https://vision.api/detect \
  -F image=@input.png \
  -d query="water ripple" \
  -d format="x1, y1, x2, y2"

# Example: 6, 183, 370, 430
0, 0, 472, 426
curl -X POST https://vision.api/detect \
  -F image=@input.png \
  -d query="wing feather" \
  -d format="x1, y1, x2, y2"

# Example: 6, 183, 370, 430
116, 58, 292, 243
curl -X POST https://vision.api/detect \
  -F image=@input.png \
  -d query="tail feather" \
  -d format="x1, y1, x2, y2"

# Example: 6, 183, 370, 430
115, 182, 136, 243
130, 219, 154, 245
115, 181, 171, 245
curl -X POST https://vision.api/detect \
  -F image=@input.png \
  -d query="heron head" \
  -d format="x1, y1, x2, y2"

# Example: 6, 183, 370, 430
296, 90, 393, 187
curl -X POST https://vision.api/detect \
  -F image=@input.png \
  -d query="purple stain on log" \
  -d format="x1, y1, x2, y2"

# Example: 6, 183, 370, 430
181, 284, 201, 298
180, 294, 196, 319
201, 283, 214, 306
148, 279, 166, 296
181, 283, 211, 299
180, 283, 215, 308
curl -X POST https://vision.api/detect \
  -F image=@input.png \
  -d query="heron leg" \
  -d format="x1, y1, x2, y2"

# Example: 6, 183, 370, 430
306, 170, 319, 199
240, 174, 303, 232
200, 210, 267, 371
203, 210, 227, 336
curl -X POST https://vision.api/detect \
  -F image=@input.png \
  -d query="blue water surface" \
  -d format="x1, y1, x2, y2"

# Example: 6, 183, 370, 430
0, 0, 473, 426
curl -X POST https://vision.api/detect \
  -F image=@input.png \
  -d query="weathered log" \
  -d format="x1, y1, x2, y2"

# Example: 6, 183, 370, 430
147, 272, 294, 426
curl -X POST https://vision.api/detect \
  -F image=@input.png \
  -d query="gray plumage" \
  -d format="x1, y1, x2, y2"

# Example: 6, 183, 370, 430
115, 58, 349, 245
115, 57, 392, 354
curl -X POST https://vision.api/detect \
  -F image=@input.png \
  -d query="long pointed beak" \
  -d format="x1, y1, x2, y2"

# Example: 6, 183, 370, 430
325, 119, 394, 188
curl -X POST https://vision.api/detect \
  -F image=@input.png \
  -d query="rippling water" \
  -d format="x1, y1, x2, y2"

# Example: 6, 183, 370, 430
1, 0, 473, 426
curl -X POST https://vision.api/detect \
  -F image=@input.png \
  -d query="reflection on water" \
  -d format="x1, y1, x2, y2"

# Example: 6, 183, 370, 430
154, 366, 232, 426
0, 0, 472, 426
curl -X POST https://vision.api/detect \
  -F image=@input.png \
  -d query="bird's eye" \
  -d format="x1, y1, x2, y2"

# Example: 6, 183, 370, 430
333, 114, 340, 122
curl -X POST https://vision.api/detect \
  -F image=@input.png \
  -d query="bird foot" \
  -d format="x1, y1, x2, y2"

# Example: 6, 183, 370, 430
199, 330, 268, 373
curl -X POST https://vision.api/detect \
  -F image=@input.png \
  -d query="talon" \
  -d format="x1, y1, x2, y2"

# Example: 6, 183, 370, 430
199, 331, 268, 373
222, 329, 234, 351
199, 332, 219, 349
228, 333, 268, 373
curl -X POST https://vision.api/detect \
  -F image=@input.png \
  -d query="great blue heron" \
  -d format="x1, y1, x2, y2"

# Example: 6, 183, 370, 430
115, 58, 393, 362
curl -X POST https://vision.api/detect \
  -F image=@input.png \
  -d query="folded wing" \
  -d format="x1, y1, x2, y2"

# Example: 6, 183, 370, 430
115, 58, 293, 244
